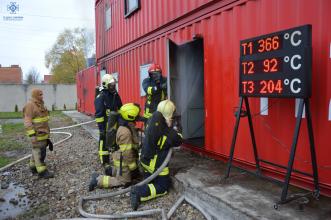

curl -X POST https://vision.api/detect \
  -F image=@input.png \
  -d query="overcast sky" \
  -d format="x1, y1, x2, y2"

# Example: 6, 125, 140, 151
0, 0, 95, 80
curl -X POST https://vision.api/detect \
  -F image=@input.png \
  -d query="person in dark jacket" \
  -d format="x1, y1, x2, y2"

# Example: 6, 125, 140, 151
94, 73, 122, 169
142, 63, 167, 120
130, 100, 182, 210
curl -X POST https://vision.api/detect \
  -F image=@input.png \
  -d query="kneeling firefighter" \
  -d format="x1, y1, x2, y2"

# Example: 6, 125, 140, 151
94, 74, 122, 171
89, 103, 141, 191
130, 100, 182, 210
23, 89, 54, 178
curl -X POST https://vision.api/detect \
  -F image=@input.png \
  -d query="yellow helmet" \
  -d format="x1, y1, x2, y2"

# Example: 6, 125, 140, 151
119, 103, 140, 121
157, 100, 176, 121
102, 74, 116, 88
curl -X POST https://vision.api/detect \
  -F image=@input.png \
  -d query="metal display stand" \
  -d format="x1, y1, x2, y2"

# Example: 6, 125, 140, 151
224, 96, 319, 209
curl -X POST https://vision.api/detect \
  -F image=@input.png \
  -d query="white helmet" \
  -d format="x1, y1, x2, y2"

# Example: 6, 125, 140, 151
102, 74, 116, 88
157, 100, 176, 121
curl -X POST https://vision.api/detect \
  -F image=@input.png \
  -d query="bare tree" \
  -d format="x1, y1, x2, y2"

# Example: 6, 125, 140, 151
25, 67, 41, 84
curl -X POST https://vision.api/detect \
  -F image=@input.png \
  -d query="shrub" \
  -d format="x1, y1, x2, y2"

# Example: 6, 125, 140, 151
14, 104, 18, 112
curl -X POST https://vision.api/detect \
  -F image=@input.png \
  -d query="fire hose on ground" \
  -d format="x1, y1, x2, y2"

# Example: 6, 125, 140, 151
0, 120, 95, 173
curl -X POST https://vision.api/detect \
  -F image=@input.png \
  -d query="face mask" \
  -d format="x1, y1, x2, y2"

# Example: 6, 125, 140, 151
108, 83, 116, 92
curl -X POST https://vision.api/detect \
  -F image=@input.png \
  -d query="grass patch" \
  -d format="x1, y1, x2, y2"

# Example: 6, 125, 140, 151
0, 112, 23, 119
2, 123, 25, 134
0, 138, 24, 151
50, 110, 65, 117
0, 155, 13, 167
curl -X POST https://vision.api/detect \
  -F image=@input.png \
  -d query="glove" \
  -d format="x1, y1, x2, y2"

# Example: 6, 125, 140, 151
47, 139, 53, 151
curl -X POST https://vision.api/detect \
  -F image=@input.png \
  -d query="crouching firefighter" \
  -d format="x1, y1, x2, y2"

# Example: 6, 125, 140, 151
23, 89, 54, 178
89, 103, 141, 191
130, 100, 182, 210
94, 74, 122, 172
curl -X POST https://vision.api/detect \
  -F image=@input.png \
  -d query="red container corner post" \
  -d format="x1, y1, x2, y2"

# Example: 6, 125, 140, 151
75, 0, 331, 196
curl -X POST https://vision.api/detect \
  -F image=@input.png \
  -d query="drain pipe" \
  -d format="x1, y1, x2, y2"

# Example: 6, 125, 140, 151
0, 120, 95, 172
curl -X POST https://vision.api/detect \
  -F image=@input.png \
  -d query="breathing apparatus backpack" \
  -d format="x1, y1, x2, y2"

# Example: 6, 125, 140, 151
105, 111, 119, 153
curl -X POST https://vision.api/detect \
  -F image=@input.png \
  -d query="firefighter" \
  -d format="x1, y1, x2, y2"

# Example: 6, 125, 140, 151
130, 100, 182, 210
142, 63, 167, 120
23, 89, 54, 178
89, 103, 141, 190
94, 73, 122, 170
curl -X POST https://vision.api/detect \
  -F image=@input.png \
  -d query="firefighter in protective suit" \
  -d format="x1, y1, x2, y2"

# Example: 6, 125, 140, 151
94, 74, 122, 170
23, 89, 54, 178
130, 100, 182, 210
89, 103, 141, 191
142, 63, 167, 119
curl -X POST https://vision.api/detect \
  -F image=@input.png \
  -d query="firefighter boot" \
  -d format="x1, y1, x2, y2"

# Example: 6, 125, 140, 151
89, 173, 99, 191
38, 170, 54, 179
104, 165, 112, 176
30, 167, 38, 174
130, 186, 140, 210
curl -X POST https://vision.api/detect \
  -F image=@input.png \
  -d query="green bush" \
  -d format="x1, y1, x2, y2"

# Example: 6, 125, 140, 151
63, 104, 67, 110
52, 104, 55, 111
14, 104, 18, 112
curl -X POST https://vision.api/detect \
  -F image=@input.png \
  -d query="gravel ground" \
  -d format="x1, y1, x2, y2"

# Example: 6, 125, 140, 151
0, 114, 205, 220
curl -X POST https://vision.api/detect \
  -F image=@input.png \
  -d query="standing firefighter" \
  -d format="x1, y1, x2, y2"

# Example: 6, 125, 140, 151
142, 63, 167, 120
94, 74, 122, 171
130, 100, 182, 210
89, 103, 141, 190
23, 89, 54, 178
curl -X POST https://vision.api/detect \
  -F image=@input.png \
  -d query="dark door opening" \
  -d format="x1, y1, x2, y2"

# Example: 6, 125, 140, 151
167, 38, 205, 148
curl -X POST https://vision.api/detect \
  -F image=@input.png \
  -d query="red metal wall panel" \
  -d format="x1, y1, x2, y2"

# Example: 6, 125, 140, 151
89, 0, 331, 196
76, 66, 97, 115
95, 0, 216, 59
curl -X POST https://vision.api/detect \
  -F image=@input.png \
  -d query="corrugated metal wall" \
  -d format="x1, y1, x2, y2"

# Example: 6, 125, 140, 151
95, 0, 218, 58
76, 66, 97, 115
90, 0, 331, 196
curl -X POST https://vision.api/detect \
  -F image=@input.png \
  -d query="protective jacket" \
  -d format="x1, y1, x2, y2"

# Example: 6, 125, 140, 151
142, 77, 167, 118
94, 89, 122, 131
23, 98, 50, 141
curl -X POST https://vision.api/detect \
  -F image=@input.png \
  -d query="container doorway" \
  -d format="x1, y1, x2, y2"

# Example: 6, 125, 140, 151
167, 38, 205, 148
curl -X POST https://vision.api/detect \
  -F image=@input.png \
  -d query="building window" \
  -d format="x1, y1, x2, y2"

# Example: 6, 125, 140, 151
105, 4, 111, 30
124, 0, 140, 18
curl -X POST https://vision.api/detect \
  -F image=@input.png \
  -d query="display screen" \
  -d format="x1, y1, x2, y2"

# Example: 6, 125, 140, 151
239, 25, 312, 98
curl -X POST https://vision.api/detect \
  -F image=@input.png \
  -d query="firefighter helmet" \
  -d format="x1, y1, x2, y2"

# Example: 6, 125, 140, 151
157, 100, 176, 121
119, 103, 141, 121
101, 74, 116, 88
148, 63, 162, 78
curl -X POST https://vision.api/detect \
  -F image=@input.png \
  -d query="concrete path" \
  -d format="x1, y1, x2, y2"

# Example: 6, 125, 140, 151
64, 111, 331, 220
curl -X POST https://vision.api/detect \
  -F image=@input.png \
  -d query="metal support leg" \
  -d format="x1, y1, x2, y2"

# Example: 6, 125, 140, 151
244, 97, 261, 175
280, 99, 304, 202
305, 99, 320, 196
225, 97, 243, 178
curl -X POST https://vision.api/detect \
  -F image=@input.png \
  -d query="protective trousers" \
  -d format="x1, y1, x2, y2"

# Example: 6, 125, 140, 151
29, 140, 48, 173
98, 133, 110, 165
134, 171, 170, 202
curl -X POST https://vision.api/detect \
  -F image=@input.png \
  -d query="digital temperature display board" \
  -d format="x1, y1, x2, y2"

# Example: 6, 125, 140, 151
239, 25, 312, 98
